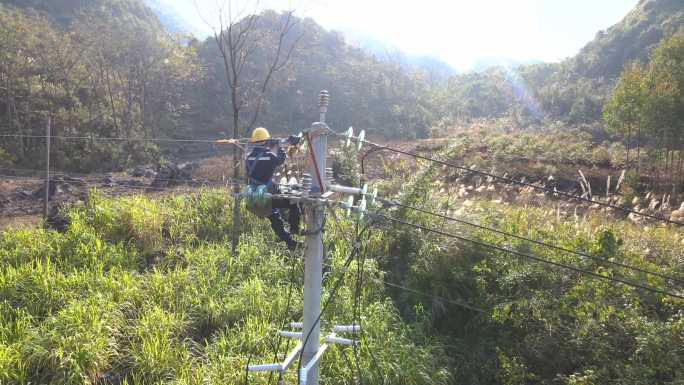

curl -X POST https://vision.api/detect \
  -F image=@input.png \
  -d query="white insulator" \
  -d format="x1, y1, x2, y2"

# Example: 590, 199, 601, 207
280, 331, 302, 339
329, 184, 362, 195
358, 197, 367, 220
333, 324, 361, 333
249, 363, 282, 372
344, 127, 354, 147
356, 130, 365, 151
369, 188, 378, 205
324, 335, 357, 346
344, 196, 354, 217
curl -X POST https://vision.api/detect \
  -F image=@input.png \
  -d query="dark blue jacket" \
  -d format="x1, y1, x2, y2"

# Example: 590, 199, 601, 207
246, 145, 286, 188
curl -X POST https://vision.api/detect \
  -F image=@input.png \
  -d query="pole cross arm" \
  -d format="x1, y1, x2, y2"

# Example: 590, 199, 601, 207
324, 333, 358, 346
333, 324, 361, 333
248, 342, 303, 373
280, 331, 303, 339
299, 344, 329, 385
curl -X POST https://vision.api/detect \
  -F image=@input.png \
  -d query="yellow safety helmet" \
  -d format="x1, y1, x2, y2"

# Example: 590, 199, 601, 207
251, 127, 270, 143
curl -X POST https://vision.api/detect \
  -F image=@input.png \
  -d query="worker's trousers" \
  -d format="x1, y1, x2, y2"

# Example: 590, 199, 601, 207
268, 198, 301, 246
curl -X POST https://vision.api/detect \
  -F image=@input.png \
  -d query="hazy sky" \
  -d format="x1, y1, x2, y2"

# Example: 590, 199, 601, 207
172, 0, 639, 71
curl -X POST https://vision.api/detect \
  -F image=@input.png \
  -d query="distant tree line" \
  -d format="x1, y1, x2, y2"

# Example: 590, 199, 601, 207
0, 3, 199, 171
604, 28, 684, 193
0, 0, 682, 178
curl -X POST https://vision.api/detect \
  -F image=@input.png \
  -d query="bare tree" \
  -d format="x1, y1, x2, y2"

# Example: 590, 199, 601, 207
199, 1, 301, 183
197, 1, 302, 250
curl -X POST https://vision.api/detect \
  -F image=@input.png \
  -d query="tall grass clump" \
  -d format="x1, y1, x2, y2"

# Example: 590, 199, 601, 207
374, 163, 684, 384
0, 189, 452, 384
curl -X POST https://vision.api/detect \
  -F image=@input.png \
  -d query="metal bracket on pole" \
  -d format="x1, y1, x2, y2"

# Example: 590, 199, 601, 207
299, 343, 329, 385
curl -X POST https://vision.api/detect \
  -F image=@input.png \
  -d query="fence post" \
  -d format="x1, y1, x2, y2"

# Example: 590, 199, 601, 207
43, 116, 51, 222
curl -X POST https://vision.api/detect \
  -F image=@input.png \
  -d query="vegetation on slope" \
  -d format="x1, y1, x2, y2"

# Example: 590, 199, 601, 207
2, 152, 683, 384
0, 190, 450, 384
373, 157, 684, 384
0, 2, 199, 171
604, 27, 684, 190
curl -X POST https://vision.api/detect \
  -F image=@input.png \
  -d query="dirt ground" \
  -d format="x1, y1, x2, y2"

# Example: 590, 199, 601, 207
1, 137, 680, 231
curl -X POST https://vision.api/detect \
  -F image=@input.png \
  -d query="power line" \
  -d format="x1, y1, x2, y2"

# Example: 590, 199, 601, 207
0, 174, 238, 190
380, 199, 684, 285
0, 133, 249, 144
353, 139, 684, 226
372, 212, 684, 300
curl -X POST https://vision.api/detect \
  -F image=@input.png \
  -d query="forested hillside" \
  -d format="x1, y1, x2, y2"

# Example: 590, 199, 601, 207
0, 0, 199, 171
0, 0, 682, 171
0, 0, 439, 172
432, 0, 684, 126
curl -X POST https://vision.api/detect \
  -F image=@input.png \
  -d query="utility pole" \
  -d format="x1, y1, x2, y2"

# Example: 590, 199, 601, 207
301, 90, 329, 385
246, 91, 367, 385
43, 116, 51, 221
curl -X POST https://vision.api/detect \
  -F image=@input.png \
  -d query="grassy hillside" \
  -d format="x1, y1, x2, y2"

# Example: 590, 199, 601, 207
1, 165, 682, 384
0, 190, 449, 384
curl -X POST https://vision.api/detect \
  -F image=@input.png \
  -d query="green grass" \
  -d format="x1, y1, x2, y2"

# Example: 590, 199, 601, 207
0, 189, 449, 385
379, 169, 684, 384
1, 182, 682, 384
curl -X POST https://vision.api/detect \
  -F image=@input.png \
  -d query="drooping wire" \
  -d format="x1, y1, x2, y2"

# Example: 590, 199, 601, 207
371, 212, 684, 300
267, 244, 302, 385
380, 198, 684, 285
351, 138, 684, 226
0, 133, 250, 144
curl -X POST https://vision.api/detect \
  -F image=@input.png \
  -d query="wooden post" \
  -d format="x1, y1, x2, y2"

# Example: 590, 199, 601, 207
43, 116, 51, 221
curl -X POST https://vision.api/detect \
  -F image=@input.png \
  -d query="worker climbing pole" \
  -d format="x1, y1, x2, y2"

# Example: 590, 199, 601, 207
245, 90, 373, 385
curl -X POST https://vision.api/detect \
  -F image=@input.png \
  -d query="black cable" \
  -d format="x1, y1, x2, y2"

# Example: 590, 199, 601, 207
0, 133, 249, 143
360, 147, 390, 176
352, 219, 368, 385
295, 214, 374, 385
356, 140, 684, 226
268, 249, 301, 385
381, 199, 684, 285
372, 212, 684, 300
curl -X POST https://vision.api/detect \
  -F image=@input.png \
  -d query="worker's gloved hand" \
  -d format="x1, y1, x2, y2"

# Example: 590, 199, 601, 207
287, 135, 301, 145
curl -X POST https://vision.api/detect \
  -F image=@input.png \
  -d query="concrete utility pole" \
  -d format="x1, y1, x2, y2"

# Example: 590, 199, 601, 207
247, 90, 365, 385
301, 90, 329, 385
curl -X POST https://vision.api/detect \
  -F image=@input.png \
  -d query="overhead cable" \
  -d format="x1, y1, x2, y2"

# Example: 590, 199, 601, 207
372, 212, 684, 300
351, 138, 684, 226
381, 199, 684, 285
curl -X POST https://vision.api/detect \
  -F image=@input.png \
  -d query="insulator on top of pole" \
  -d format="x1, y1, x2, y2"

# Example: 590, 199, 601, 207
319, 90, 329, 123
